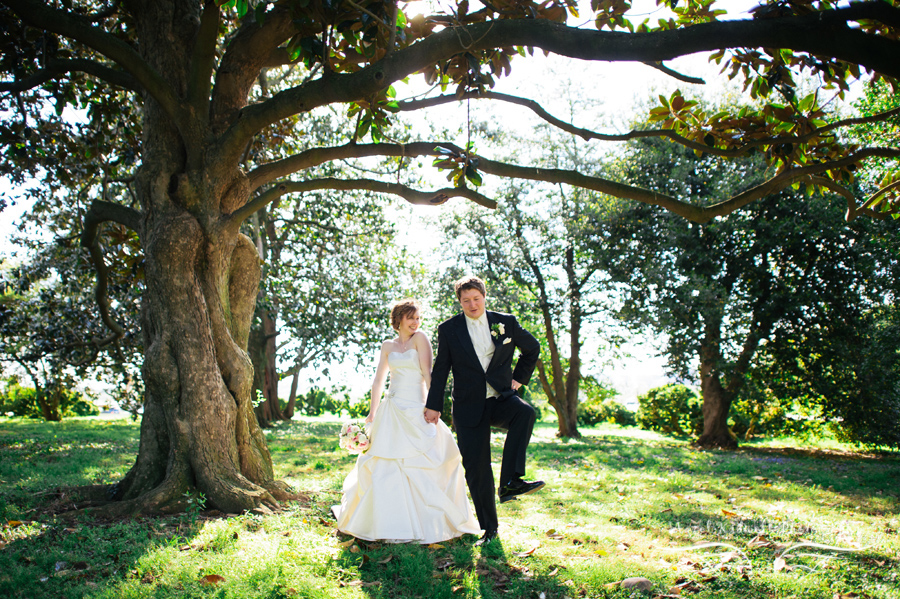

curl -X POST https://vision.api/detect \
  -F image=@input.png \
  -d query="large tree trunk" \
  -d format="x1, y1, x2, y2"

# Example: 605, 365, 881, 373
695, 318, 737, 449
97, 2, 294, 515
110, 208, 292, 514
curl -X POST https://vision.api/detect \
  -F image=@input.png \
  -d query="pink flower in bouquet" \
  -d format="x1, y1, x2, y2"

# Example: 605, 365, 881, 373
339, 422, 370, 454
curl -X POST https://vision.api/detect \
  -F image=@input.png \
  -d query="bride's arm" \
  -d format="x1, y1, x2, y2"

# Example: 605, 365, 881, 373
367, 343, 390, 424
414, 332, 434, 389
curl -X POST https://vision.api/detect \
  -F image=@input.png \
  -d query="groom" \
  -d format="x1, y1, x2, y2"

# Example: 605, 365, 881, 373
425, 276, 544, 544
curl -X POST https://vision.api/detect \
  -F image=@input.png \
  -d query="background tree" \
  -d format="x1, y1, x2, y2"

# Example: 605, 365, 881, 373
0, 234, 142, 420
600, 136, 900, 448
2, 0, 899, 513
757, 304, 900, 449
250, 187, 422, 425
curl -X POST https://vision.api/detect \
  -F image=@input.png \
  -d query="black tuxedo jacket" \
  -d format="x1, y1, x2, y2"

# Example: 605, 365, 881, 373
426, 311, 540, 428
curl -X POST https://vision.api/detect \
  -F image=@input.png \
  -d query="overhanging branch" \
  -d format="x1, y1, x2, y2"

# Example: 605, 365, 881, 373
220, 2, 900, 161
244, 140, 900, 223
2, 0, 184, 128
228, 177, 494, 229
0, 58, 140, 93
399, 92, 900, 159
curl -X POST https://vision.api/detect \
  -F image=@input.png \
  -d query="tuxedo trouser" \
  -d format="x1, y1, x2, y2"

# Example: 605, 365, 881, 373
455, 394, 536, 532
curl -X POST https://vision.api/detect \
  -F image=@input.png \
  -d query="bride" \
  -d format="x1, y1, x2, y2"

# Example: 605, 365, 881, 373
333, 299, 481, 543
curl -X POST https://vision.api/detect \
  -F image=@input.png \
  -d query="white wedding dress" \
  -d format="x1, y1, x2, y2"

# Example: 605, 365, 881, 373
333, 348, 481, 543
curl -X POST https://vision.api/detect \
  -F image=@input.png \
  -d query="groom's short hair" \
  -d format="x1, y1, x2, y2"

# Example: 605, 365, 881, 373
454, 276, 486, 299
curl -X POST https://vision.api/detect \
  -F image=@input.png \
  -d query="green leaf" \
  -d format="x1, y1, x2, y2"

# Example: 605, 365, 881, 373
464, 167, 483, 187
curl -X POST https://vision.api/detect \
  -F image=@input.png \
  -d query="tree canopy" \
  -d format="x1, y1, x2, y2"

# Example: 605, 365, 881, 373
1, 0, 899, 513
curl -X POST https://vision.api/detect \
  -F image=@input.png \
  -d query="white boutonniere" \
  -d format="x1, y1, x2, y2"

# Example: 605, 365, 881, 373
490, 322, 509, 344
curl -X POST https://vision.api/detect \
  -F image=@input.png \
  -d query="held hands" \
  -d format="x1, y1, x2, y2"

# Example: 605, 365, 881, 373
423, 408, 441, 424
511, 379, 522, 391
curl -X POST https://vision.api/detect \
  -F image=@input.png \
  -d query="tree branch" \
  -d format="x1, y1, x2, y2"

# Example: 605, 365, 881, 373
809, 176, 899, 222
228, 177, 494, 229
79, 200, 142, 345
220, 2, 900, 162
473, 147, 900, 223
210, 5, 296, 134
1, 0, 184, 128
245, 141, 899, 223
641, 60, 705, 84
399, 91, 900, 159
0, 58, 140, 93
186, 0, 220, 122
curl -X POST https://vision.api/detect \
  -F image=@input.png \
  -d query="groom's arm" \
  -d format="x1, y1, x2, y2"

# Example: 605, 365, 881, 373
425, 324, 451, 414
510, 316, 540, 386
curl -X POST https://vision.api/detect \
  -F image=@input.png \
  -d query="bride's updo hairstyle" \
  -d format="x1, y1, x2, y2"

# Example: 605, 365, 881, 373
391, 299, 421, 332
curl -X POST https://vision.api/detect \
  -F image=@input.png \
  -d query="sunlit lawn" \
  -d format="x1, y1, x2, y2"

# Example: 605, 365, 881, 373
1, 414, 898, 598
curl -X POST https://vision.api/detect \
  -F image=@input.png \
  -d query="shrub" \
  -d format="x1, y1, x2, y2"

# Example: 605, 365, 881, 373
296, 386, 369, 418
635, 383, 702, 436
578, 398, 636, 427
0, 380, 99, 419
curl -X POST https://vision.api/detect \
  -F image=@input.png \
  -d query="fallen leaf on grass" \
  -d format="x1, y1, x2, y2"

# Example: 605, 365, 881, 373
200, 574, 225, 586
548, 568, 559, 577
670, 578, 703, 593
426, 543, 445, 550
747, 535, 776, 549
594, 549, 608, 557
514, 546, 538, 557
451, 585, 465, 593
773, 557, 789, 572
377, 555, 393, 564
545, 531, 564, 540
336, 538, 355, 548
349, 545, 360, 553
7, 520, 24, 528
721, 509, 738, 519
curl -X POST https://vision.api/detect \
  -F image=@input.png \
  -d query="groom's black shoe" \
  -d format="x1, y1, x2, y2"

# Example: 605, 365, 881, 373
499, 479, 545, 503
475, 529, 498, 546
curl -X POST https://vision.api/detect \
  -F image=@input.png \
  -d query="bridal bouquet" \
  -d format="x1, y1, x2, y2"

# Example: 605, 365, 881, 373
339, 422, 370, 454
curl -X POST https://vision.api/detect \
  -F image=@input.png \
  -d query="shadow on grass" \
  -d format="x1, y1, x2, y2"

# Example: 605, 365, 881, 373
0, 510, 205, 599
337, 534, 579, 599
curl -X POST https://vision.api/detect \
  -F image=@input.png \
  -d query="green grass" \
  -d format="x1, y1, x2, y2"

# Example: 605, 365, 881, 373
1, 415, 898, 598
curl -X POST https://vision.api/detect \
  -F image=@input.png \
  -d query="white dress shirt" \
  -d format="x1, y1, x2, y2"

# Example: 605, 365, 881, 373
466, 313, 499, 398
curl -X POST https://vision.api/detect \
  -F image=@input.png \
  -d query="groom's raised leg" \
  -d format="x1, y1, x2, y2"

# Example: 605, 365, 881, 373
455, 420, 498, 534
490, 395, 537, 488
